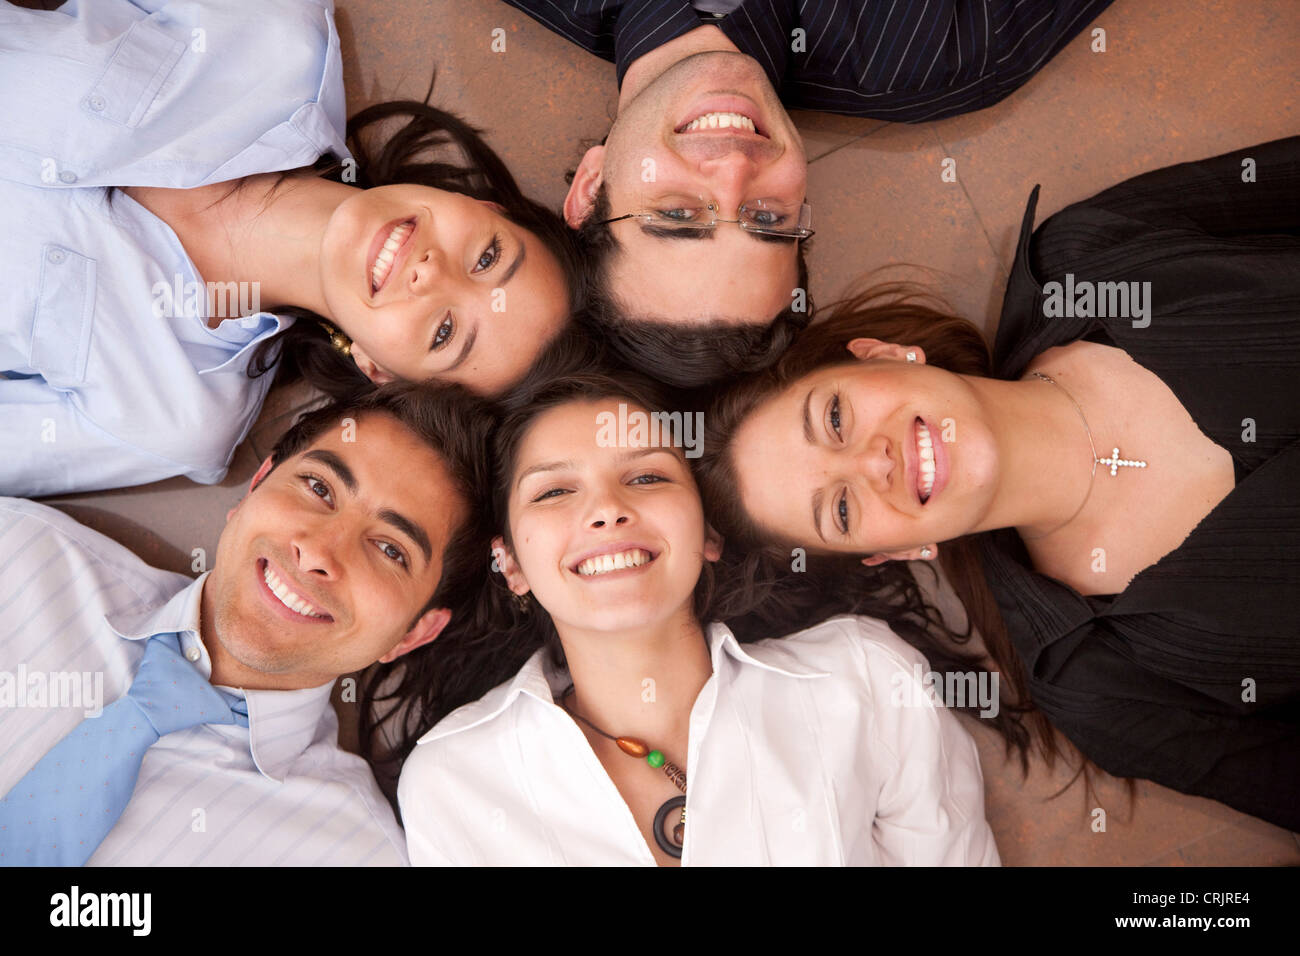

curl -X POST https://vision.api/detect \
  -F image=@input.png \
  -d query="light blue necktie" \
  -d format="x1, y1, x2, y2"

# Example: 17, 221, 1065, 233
0, 632, 247, 866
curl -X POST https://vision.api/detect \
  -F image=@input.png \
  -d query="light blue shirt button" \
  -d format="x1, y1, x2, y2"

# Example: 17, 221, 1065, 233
58, 169, 76, 183
47, 248, 66, 264
87, 94, 107, 112
184, 644, 201, 663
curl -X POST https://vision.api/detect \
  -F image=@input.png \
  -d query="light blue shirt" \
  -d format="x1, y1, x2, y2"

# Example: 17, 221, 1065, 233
0, 497, 408, 865
0, 0, 349, 496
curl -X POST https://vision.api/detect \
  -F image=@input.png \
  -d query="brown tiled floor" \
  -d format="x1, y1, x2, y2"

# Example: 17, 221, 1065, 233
40, 0, 1300, 864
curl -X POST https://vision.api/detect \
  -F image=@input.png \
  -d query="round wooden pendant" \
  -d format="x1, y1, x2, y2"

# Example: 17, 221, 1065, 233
652, 795, 687, 858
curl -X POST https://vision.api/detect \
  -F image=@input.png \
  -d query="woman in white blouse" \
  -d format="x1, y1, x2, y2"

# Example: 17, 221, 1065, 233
0, 0, 580, 496
395, 366, 1001, 866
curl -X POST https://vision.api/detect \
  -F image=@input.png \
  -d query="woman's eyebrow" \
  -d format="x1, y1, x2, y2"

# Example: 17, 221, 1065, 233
514, 459, 573, 491
498, 243, 526, 286
514, 447, 679, 492
443, 325, 478, 372
801, 392, 830, 543
615, 447, 679, 462
811, 487, 828, 545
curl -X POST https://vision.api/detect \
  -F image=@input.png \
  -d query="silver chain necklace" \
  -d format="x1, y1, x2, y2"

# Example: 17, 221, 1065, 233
1022, 371, 1147, 540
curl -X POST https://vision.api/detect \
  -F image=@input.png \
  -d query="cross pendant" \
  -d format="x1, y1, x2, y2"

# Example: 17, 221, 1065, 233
1096, 447, 1147, 476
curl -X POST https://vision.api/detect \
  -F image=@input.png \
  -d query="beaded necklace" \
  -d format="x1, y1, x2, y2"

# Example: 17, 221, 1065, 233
559, 686, 687, 859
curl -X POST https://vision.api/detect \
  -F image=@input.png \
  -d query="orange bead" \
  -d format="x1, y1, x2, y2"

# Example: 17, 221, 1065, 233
616, 736, 649, 758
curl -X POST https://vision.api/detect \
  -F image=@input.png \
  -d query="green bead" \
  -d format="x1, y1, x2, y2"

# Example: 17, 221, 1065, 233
646, 750, 665, 768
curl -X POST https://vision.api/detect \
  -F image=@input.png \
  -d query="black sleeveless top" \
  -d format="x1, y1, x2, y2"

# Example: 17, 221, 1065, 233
980, 137, 1300, 830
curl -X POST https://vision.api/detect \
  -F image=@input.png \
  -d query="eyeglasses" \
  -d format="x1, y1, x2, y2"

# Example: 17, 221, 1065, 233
601, 196, 814, 240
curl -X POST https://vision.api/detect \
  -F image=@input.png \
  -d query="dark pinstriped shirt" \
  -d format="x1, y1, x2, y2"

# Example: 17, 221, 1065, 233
984, 137, 1300, 831
500, 0, 1114, 122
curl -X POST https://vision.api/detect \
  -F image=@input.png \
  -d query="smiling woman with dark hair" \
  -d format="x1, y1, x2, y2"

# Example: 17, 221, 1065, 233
697, 138, 1300, 831
0, 0, 580, 497
393, 363, 1000, 866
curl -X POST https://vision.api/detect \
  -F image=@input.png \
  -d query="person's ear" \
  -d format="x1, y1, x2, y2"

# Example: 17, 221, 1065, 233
348, 341, 397, 385
860, 544, 937, 567
564, 145, 606, 228
490, 535, 531, 595
228, 456, 275, 521
845, 338, 926, 365
378, 606, 451, 664
703, 524, 724, 563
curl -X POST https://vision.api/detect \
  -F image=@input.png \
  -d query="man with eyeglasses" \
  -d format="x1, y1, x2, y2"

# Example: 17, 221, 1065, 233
502, 0, 1113, 386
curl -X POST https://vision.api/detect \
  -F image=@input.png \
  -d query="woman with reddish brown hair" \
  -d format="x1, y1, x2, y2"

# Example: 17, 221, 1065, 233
696, 137, 1300, 831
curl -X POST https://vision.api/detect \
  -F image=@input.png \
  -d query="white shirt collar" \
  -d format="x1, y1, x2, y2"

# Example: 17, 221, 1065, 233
416, 621, 830, 747
105, 572, 335, 783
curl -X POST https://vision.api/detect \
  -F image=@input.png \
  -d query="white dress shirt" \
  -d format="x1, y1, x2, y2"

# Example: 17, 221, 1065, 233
0, 0, 348, 496
0, 498, 408, 866
398, 614, 1001, 866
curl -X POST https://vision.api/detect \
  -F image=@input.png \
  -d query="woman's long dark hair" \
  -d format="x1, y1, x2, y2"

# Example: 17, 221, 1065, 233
359, 329, 1033, 810
695, 280, 1068, 775
248, 77, 586, 402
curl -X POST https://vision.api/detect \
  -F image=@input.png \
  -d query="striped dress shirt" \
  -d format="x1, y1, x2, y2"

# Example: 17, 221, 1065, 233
501, 0, 1114, 122
0, 498, 408, 866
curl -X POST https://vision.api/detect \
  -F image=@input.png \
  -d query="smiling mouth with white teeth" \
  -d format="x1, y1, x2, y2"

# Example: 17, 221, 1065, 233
676, 111, 760, 135
916, 418, 936, 504
370, 219, 414, 294
573, 548, 656, 577
261, 559, 330, 620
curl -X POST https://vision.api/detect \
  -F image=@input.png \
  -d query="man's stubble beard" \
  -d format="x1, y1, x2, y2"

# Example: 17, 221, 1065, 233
208, 574, 306, 679
611, 49, 795, 155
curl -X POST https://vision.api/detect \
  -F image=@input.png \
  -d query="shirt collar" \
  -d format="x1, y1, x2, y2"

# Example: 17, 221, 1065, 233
978, 531, 1106, 678
106, 572, 335, 783
415, 646, 556, 745
707, 621, 830, 679
416, 620, 828, 747
612, 4, 789, 91
995, 184, 1057, 378
613, 2, 708, 88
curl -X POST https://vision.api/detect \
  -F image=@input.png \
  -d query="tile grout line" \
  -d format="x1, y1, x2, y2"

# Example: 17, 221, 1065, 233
1161, 823, 1230, 866
927, 127, 1009, 279
806, 121, 891, 164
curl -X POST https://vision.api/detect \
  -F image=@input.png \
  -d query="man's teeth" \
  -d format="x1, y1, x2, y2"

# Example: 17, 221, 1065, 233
681, 111, 757, 133
576, 549, 653, 577
370, 220, 413, 291
917, 420, 936, 501
263, 564, 325, 618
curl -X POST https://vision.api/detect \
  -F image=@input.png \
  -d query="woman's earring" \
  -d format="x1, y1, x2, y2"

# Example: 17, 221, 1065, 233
919, 546, 935, 560
513, 591, 531, 613
906, 351, 918, 363
318, 320, 352, 357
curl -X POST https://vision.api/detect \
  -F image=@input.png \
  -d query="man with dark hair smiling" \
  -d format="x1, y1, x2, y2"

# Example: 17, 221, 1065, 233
0, 384, 491, 865
503, 0, 1113, 379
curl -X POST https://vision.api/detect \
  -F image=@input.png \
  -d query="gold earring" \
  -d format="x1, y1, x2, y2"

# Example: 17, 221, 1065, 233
513, 592, 531, 613
318, 320, 352, 357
